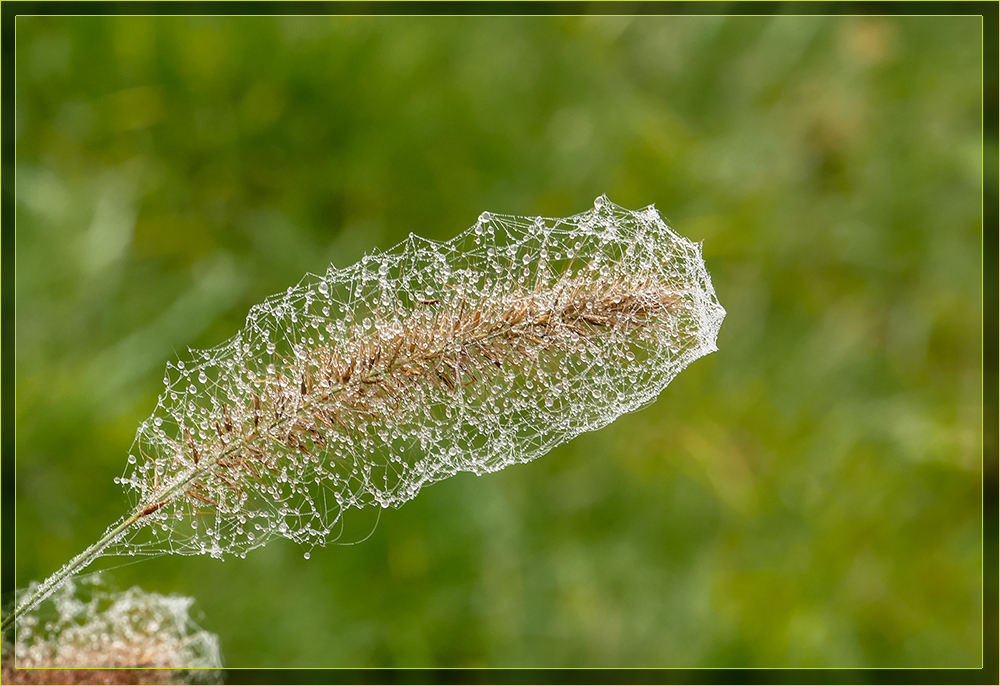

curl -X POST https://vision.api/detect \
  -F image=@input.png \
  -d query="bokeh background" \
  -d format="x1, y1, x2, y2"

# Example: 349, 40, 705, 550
9, 14, 988, 668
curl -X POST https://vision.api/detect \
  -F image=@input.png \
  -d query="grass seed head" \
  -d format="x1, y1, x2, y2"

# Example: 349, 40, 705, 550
116, 196, 725, 560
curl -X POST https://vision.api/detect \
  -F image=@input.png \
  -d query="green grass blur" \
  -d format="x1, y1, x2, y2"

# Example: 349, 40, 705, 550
12, 15, 984, 667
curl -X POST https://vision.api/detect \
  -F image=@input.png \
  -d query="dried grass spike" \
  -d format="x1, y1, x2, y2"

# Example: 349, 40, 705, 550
3, 196, 724, 631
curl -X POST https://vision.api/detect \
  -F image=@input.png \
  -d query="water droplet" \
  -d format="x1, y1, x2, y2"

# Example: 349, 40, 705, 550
318, 282, 329, 295
198, 371, 207, 383
303, 552, 311, 560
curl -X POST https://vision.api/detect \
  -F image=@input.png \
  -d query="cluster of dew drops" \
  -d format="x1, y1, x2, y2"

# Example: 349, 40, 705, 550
14, 574, 222, 669
112, 196, 725, 562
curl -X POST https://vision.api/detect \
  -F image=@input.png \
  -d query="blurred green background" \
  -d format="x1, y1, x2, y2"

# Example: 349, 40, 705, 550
11, 15, 985, 668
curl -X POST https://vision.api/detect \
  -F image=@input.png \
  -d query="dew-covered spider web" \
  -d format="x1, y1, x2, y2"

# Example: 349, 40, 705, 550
12, 573, 222, 671
105, 195, 725, 562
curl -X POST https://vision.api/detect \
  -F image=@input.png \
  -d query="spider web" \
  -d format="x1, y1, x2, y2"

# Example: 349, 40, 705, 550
106, 196, 725, 561
12, 573, 222, 670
